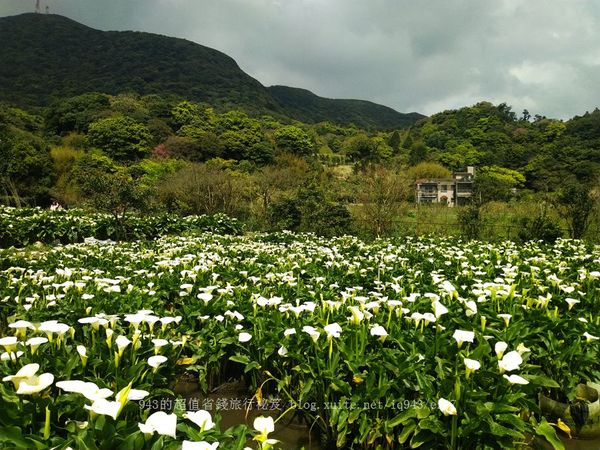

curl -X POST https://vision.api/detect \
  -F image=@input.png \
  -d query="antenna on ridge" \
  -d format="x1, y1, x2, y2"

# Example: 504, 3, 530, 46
35, 0, 40, 13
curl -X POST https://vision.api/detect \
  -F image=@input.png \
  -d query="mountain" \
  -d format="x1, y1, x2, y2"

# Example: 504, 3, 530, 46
0, 13, 423, 129
0, 14, 277, 112
268, 86, 424, 130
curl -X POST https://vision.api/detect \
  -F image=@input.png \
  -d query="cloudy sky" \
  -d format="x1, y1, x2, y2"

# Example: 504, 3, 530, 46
1, 0, 599, 118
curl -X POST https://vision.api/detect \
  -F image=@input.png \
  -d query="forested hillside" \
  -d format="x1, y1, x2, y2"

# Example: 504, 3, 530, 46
1, 92, 599, 240
405, 102, 600, 189
0, 14, 599, 242
0, 13, 422, 129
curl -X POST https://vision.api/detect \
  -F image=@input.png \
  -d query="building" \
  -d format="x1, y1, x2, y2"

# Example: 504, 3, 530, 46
415, 166, 475, 206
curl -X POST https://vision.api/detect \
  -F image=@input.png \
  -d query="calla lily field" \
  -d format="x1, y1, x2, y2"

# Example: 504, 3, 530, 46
1, 210, 600, 449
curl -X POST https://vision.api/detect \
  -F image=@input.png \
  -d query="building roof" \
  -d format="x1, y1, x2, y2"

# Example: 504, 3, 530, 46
415, 178, 455, 184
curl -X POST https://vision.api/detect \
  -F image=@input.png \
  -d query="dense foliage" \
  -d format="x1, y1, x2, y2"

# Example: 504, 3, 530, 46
0, 208, 243, 247
2, 94, 600, 241
406, 102, 600, 189
0, 231, 599, 448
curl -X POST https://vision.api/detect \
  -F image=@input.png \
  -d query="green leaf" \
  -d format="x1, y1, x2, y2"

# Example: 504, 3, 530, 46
487, 419, 525, 439
535, 418, 565, 450
496, 413, 526, 431
336, 426, 348, 448
386, 407, 418, 429
299, 378, 313, 402
398, 420, 417, 444
526, 374, 560, 388
0, 384, 19, 403
416, 406, 431, 419
410, 429, 435, 448
0, 426, 30, 448
243, 361, 261, 373
150, 435, 165, 450
417, 416, 445, 435
229, 354, 250, 365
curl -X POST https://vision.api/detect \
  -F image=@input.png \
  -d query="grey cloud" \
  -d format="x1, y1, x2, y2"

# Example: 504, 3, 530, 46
1, 0, 599, 118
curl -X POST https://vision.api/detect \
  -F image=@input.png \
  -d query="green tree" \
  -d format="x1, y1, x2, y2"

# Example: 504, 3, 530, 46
408, 142, 428, 165
168, 131, 223, 161
388, 130, 401, 151
347, 134, 377, 164
274, 125, 315, 156
0, 130, 54, 206
79, 169, 152, 239
87, 116, 152, 160
157, 163, 250, 217
220, 129, 274, 165
474, 166, 525, 203
171, 101, 203, 128
45, 92, 111, 134
559, 182, 594, 239
407, 161, 452, 180
355, 166, 410, 237
109, 93, 150, 122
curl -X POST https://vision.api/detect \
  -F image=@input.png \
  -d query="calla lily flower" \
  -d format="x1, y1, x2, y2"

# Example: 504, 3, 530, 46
85, 399, 122, 420
302, 326, 320, 343
432, 300, 448, 318
16, 373, 54, 395
323, 323, 342, 339
464, 358, 481, 377
495, 342, 508, 359
452, 330, 474, 348
1, 350, 23, 361
497, 313, 512, 327
26, 337, 48, 355
253, 416, 275, 443
151, 338, 169, 354
370, 325, 388, 337
138, 411, 177, 438
8, 320, 35, 330
3, 363, 40, 389
8, 320, 34, 338
148, 355, 168, 370
2, 363, 54, 395
347, 306, 365, 325
503, 374, 529, 385
115, 335, 131, 356
39, 321, 70, 341
56, 380, 114, 401
498, 351, 523, 373
184, 410, 215, 431
438, 398, 457, 416
238, 332, 252, 343
565, 298, 580, 310
124, 388, 149, 401
0, 336, 18, 353
516, 342, 531, 354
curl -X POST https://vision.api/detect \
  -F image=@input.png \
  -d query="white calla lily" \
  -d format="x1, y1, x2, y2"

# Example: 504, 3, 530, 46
184, 410, 215, 431
438, 398, 457, 416
138, 411, 177, 438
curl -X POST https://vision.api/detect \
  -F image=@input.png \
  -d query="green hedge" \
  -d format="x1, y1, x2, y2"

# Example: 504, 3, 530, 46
0, 207, 243, 247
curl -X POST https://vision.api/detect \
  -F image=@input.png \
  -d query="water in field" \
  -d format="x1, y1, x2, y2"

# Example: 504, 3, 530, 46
555, 437, 600, 450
